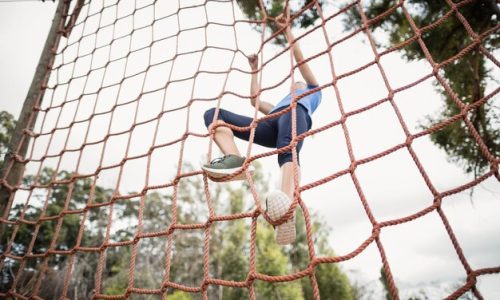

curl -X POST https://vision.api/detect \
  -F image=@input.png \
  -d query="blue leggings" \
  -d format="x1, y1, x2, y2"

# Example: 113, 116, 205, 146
204, 105, 312, 167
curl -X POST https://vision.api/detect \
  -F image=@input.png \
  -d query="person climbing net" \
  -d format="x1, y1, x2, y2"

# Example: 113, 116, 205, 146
1, 0, 498, 299
202, 12, 322, 245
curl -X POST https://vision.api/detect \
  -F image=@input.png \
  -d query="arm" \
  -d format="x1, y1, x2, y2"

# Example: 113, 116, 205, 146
248, 54, 274, 115
277, 14, 319, 87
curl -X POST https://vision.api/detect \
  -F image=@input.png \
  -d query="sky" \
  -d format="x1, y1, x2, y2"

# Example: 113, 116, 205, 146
0, 0, 499, 299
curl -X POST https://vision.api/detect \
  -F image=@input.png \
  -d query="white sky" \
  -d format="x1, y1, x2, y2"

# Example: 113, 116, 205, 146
0, 0, 499, 299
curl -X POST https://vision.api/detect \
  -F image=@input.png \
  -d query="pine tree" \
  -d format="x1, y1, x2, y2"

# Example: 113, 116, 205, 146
343, 1, 499, 175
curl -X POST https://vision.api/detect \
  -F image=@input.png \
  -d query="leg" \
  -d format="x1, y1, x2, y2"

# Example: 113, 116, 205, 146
264, 105, 310, 245
204, 107, 277, 154
203, 108, 278, 179
276, 105, 312, 197
280, 162, 300, 201
210, 120, 241, 156
204, 108, 242, 156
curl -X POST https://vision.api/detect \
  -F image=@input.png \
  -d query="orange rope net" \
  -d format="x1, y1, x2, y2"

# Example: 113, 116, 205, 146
0, 0, 499, 299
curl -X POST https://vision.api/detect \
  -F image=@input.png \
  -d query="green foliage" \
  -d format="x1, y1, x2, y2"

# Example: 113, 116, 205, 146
102, 246, 132, 296
6, 168, 113, 257
215, 188, 249, 299
255, 222, 303, 299
0, 110, 16, 165
236, 0, 324, 45
287, 210, 355, 299
2, 162, 354, 299
343, 1, 499, 175
167, 290, 193, 300
315, 263, 354, 299
380, 267, 393, 300
1, 167, 114, 297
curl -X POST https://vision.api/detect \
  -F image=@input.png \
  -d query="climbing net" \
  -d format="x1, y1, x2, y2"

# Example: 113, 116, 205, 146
1, 0, 499, 299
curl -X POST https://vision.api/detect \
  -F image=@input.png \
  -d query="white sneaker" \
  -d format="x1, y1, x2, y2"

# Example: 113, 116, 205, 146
265, 190, 296, 245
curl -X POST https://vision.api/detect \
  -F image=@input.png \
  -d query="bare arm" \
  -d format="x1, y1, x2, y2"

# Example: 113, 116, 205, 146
248, 54, 274, 115
276, 14, 319, 87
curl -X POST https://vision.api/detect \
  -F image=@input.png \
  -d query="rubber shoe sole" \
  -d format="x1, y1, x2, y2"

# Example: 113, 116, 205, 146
202, 164, 255, 181
266, 190, 296, 245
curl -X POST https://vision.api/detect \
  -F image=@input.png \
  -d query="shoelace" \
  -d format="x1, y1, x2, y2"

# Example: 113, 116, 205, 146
209, 155, 228, 165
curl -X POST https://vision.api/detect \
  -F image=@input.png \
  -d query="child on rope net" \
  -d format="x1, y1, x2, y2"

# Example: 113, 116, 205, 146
202, 13, 321, 245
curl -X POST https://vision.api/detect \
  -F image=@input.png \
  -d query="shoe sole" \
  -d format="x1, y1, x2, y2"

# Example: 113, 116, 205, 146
202, 165, 255, 181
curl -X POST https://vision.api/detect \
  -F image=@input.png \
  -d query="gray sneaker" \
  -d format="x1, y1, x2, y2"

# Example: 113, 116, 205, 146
202, 154, 254, 180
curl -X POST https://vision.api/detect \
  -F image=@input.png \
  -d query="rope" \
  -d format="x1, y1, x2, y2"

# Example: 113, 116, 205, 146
0, 0, 498, 299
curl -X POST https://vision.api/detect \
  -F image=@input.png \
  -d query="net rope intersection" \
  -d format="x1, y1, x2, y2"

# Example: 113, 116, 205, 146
0, 0, 499, 299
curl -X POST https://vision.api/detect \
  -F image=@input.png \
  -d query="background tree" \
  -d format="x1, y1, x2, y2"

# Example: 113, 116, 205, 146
236, 0, 325, 45
343, 0, 499, 176
0, 167, 115, 298
380, 267, 394, 300
210, 164, 354, 299
0, 111, 16, 166
287, 211, 354, 299
100, 162, 354, 299
1, 159, 353, 298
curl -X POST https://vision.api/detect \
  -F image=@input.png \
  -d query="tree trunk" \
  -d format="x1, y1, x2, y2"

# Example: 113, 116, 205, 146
0, 0, 68, 229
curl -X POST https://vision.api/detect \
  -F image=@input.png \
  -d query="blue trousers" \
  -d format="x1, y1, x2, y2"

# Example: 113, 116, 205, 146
204, 105, 312, 167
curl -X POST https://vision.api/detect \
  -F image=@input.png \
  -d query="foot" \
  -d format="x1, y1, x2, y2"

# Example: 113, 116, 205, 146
265, 190, 296, 245
202, 154, 254, 180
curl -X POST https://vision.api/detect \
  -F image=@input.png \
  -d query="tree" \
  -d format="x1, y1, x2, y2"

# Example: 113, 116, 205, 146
286, 209, 354, 299
236, 0, 325, 45
0, 111, 16, 166
380, 267, 394, 300
101, 183, 200, 297
209, 163, 354, 299
1, 158, 354, 299
254, 222, 303, 299
99, 162, 354, 299
1, 167, 115, 298
210, 186, 250, 299
343, 1, 499, 176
